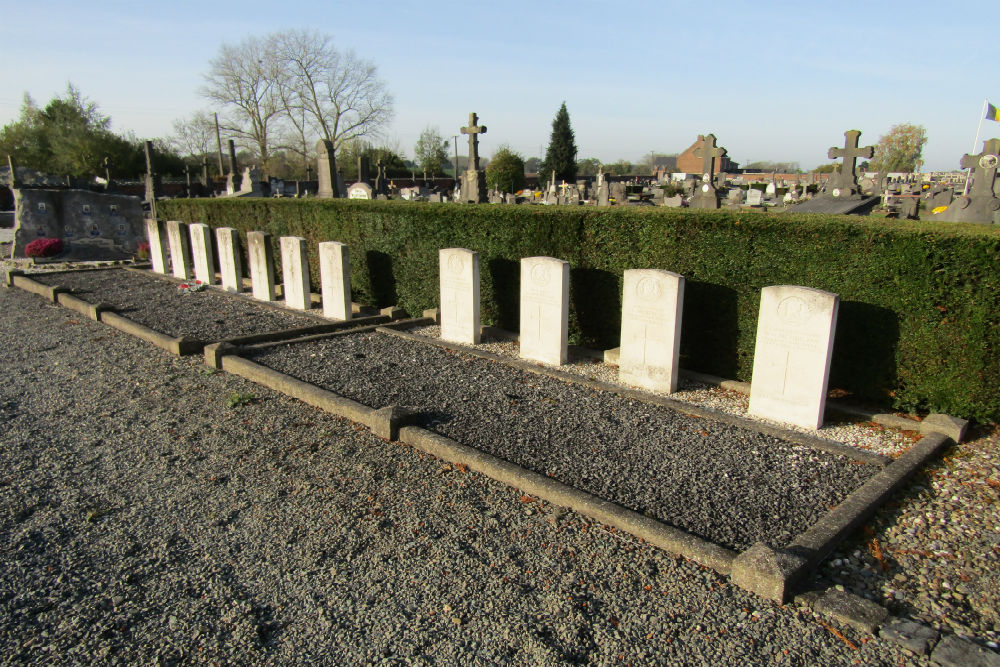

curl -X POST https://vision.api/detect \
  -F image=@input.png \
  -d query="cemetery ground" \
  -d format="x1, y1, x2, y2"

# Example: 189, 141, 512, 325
1, 272, 999, 666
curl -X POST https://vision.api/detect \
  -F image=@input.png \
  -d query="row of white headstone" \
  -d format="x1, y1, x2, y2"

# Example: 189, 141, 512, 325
145, 219, 352, 321
145, 221, 839, 430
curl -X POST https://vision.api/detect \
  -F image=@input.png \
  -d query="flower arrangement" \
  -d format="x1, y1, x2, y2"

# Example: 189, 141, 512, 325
136, 241, 150, 260
177, 280, 207, 293
24, 238, 64, 258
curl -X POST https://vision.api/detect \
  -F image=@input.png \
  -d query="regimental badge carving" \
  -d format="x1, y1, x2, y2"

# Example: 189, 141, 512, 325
530, 261, 551, 286
776, 296, 812, 327
447, 252, 465, 275
635, 276, 662, 302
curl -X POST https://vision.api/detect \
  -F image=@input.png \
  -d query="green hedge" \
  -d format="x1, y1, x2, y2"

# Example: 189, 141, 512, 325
157, 198, 1000, 423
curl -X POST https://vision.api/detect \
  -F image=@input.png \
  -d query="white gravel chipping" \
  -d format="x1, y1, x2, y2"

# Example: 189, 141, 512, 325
410, 326, 920, 460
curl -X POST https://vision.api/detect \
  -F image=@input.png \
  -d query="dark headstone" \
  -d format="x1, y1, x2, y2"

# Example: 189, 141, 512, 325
690, 133, 726, 209
316, 139, 339, 198
226, 139, 242, 194
936, 138, 1000, 224
459, 112, 488, 204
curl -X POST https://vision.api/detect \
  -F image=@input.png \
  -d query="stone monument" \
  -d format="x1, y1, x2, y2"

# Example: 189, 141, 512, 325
789, 131, 878, 215
319, 241, 352, 320
618, 269, 685, 393
460, 113, 488, 204
316, 139, 340, 198
519, 256, 569, 365
690, 134, 726, 209
935, 138, 1000, 224
439, 248, 481, 344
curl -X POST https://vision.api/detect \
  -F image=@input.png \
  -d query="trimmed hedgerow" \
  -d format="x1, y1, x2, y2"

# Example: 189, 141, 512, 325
157, 198, 1000, 422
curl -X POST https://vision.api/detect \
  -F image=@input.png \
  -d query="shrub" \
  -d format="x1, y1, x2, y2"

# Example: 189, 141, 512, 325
24, 238, 63, 258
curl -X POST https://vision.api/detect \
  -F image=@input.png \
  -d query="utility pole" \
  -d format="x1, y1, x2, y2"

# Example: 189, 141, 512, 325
453, 136, 460, 185
214, 112, 225, 177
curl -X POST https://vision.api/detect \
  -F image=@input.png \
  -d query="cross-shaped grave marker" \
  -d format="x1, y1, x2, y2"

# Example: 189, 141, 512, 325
461, 112, 487, 172
959, 138, 1000, 200
693, 134, 726, 184
827, 130, 874, 197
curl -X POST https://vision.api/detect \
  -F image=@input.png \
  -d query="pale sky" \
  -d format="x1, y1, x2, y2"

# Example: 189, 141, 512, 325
1, 0, 997, 171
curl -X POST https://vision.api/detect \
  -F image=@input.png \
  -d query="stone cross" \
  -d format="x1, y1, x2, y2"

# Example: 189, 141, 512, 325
183, 164, 191, 196
227, 139, 242, 193
103, 156, 113, 191
827, 130, 874, 195
316, 139, 338, 198
959, 138, 1000, 200
143, 141, 161, 216
692, 134, 726, 183
201, 156, 210, 189
460, 112, 487, 172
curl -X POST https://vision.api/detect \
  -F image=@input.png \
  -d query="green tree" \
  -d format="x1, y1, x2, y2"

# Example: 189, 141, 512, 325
414, 126, 449, 177
485, 144, 525, 192
539, 102, 577, 186
813, 162, 840, 173
604, 159, 632, 176
576, 157, 601, 177
869, 123, 927, 172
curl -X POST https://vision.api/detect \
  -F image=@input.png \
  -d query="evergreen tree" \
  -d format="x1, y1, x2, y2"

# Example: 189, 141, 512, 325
539, 102, 577, 186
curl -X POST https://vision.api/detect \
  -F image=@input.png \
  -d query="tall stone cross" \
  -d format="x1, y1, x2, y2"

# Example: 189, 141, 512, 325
959, 138, 1000, 200
692, 134, 725, 183
827, 130, 874, 195
201, 156, 210, 188
461, 112, 487, 172
143, 141, 161, 214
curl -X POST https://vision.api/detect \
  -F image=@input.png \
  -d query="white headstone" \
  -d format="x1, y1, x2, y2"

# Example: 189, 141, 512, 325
165, 220, 192, 280
765, 181, 777, 196
618, 269, 685, 393
280, 236, 311, 310
319, 241, 352, 320
246, 231, 276, 301
519, 256, 569, 365
748, 285, 839, 430
746, 189, 764, 206
347, 182, 373, 199
215, 227, 243, 293
188, 223, 216, 285
145, 218, 169, 274
439, 248, 481, 344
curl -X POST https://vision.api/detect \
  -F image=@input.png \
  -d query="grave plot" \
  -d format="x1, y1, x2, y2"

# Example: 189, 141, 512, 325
30, 268, 323, 341
243, 329, 881, 553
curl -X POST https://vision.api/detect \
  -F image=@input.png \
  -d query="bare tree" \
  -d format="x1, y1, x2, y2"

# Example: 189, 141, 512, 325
168, 110, 217, 159
200, 35, 284, 174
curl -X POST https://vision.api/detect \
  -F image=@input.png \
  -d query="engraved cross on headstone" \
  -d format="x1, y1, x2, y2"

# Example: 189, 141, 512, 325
959, 138, 1000, 200
461, 112, 487, 172
692, 134, 726, 183
827, 130, 874, 195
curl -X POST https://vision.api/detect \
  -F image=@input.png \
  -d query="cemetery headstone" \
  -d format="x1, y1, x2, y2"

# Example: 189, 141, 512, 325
143, 141, 162, 218
247, 231, 277, 301
316, 139, 339, 198
936, 138, 1000, 224
618, 269, 685, 393
439, 248, 481, 344
226, 140, 241, 195
609, 182, 626, 204
690, 134, 726, 209
201, 157, 210, 190
165, 220, 192, 280
280, 236, 311, 310
188, 223, 217, 285
145, 218, 169, 274
519, 256, 569, 365
215, 227, 243, 293
662, 195, 683, 208
747, 285, 839, 430
460, 112, 488, 203
347, 182, 373, 199
319, 241, 352, 320
746, 189, 764, 206
788, 131, 878, 215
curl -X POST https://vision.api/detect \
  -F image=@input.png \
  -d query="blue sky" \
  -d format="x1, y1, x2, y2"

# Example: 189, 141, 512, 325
1, 0, 997, 171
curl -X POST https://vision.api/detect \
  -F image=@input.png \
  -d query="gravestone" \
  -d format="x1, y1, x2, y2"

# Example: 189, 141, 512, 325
662, 195, 683, 208
201, 157, 210, 190
519, 256, 569, 365
429, 193, 444, 203
373, 160, 388, 196
746, 189, 764, 206
165, 220, 192, 280
618, 269, 685, 393
727, 188, 745, 206
225, 140, 241, 195
316, 139, 340, 198
143, 141, 162, 218
789, 131, 878, 215
347, 182, 373, 199
247, 231, 276, 301
690, 134, 726, 209
215, 227, 243, 293
924, 185, 954, 215
238, 167, 262, 196
439, 248, 481, 344
280, 236, 311, 310
460, 112, 488, 204
936, 138, 1000, 224
748, 285, 839, 430
319, 241, 351, 320
765, 181, 777, 197
596, 176, 610, 207
609, 182, 626, 204
188, 223, 217, 285
358, 156, 371, 184
145, 218, 169, 274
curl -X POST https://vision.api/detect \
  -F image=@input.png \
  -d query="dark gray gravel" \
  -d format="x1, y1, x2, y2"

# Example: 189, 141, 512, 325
32, 268, 319, 341
0, 283, 925, 666
245, 332, 879, 552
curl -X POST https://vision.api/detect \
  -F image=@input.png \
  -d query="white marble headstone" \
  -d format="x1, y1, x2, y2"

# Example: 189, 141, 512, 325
618, 269, 685, 393
439, 248, 480, 344
215, 227, 243, 293
188, 223, 216, 285
748, 285, 839, 430
519, 256, 569, 365
319, 241, 351, 320
165, 220, 192, 280
246, 231, 276, 301
280, 236, 311, 310
144, 218, 169, 274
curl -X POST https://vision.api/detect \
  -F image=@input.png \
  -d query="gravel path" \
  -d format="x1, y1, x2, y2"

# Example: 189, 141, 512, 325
246, 332, 878, 553
31, 268, 320, 341
0, 281, 933, 666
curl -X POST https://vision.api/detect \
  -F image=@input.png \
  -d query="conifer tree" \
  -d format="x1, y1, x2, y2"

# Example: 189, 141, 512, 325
539, 102, 577, 186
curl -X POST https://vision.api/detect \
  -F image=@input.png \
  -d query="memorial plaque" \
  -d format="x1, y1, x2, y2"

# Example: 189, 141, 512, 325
519, 256, 569, 365
145, 218, 169, 274
439, 248, 480, 344
618, 269, 684, 393
748, 285, 839, 429
216, 227, 243, 293
319, 241, 352, 320
188, 223, 217, 285
280, 236, 311, 310
247, 231, 276, 301
165, 220, 192, 280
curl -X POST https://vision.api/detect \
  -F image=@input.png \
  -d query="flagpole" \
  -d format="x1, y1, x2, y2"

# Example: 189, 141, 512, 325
964, 99, 988, 196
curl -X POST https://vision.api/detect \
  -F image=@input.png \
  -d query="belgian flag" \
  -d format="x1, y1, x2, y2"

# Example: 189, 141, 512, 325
986, 103, 1000, 122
